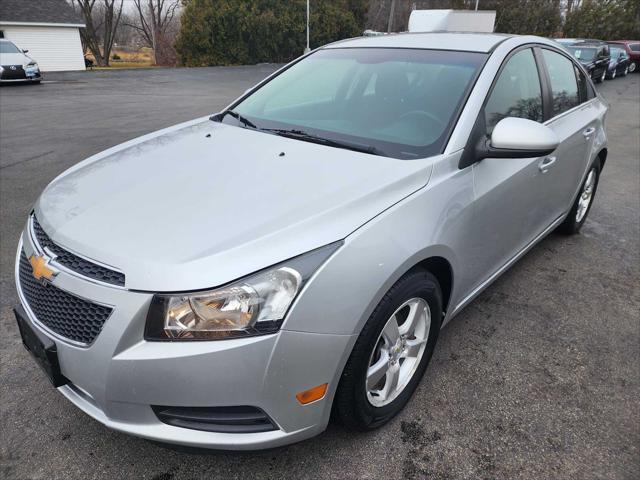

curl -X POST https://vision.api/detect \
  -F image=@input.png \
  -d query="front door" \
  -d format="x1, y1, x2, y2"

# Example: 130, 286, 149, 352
469, 47, 548, 284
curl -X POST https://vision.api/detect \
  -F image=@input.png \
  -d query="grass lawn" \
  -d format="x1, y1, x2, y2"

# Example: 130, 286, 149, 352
87, 47, 155, 69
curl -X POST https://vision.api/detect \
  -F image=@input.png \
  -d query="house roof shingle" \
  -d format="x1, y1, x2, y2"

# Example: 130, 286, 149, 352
0, 0, 85, 26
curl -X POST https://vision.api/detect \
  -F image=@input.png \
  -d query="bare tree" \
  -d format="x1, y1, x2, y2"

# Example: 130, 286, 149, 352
127, 0, 180, 65
73, 0, 123, 66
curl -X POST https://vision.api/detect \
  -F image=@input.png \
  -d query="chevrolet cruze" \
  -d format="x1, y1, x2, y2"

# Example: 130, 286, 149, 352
15, 33, 608, 450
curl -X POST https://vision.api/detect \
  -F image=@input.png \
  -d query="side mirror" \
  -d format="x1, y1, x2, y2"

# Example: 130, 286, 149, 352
22, 49, 29, 53
482, 117, 560, 159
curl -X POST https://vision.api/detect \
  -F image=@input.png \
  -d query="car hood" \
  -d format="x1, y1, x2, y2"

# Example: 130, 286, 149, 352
35, 118, 434, 291
0, 52, 30, 66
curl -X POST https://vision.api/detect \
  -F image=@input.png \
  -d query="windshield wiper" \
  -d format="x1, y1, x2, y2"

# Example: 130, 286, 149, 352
211, 110, 258, 129
263, 128, 386, 156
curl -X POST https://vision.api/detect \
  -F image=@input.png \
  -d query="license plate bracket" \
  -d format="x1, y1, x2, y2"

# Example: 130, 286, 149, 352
14, 306, 69, 388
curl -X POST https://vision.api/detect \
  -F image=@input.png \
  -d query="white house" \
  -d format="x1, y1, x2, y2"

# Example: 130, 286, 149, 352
0, 0, 85, 72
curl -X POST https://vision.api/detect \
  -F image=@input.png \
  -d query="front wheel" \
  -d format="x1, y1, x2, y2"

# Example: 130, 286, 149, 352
597, 69, 606, 83
629, 62, 637, 73
335, 270, 442, 431
623, 66, 629, 76
557, 160, 601, 235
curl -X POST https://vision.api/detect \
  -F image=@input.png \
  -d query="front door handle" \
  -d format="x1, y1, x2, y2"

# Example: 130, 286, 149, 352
539, 156, 557, 173
583, 127, 596, 139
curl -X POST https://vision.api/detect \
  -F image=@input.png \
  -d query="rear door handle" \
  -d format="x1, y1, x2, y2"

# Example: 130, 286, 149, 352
582, 127, 596, 139
538, 156, 556, 173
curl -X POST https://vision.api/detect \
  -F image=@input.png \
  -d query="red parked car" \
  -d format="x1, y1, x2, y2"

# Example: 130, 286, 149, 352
608, 40, 640, 72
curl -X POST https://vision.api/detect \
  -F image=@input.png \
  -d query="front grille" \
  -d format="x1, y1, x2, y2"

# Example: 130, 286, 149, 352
32, 216, 125, 286
0, 65, 25, 80
151, 405, 277, 433
18, 251, 113, 344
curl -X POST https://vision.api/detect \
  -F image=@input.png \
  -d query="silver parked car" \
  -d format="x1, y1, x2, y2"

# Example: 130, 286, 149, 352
15, 33, 607, 450
0, 39, 42, 83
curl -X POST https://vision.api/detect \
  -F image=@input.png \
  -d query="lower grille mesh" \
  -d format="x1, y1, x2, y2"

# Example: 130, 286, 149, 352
18, 251, 113, 344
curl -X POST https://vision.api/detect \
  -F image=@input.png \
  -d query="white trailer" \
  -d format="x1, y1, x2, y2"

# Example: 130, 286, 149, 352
408, 9, 496, 33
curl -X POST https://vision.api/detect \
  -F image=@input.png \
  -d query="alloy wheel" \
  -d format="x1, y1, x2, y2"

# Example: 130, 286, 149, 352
366, 298, 431, 407
576, 168, 597, 223
601, 70, 606, 82
630, 62, 636, 73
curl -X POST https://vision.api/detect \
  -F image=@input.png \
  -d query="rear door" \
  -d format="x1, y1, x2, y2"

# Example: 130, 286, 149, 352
538, 47, 599, 221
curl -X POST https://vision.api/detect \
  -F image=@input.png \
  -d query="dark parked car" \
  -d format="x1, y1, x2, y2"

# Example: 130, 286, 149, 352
553, 38, 581, 48
566, 43, 610, 83
606, 45, 631, 78
0, 39, 41, 84
608, 40, 640, 73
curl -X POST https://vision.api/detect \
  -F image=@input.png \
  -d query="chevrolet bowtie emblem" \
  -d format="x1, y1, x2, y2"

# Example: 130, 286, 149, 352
29, 254, 57, 283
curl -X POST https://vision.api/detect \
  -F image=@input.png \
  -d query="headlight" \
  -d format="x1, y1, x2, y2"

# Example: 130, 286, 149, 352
23, 62, 38, 70
145, 241, 342, 341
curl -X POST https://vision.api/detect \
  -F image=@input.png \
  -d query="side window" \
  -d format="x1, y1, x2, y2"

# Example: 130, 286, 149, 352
484, 48, 543, 133
574, 64, 593, 102
542, 49, 580, 116
630, 44, 640, 52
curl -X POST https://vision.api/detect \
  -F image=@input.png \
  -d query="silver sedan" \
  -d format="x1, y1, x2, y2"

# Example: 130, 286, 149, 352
14, 32, 607, 450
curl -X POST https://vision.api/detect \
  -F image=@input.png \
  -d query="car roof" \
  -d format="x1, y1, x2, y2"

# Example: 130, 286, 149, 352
324, 32, 512, 53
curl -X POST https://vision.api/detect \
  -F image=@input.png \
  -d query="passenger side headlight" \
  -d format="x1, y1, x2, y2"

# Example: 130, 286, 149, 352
145, 241, 342, 340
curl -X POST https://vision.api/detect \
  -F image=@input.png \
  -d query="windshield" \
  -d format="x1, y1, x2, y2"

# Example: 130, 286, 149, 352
610, 47, 624, 57
567, 47, 596, 61
0, 41, 21, 54
223, 48, 487, 159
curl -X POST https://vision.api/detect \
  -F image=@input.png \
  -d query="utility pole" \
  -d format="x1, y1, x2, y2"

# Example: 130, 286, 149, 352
387, 0, 397, 32
475, 0, 479, 10
304, 0, 310, 54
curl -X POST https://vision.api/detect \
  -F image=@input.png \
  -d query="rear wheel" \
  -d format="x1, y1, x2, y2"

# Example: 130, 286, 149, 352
629, 62, 637, 73
623, 66, 629, 76
557, 160, 601, 235
335, 270, 442, 431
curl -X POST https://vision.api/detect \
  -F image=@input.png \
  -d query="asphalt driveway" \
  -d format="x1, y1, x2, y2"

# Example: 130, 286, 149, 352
0, 66, 638, 480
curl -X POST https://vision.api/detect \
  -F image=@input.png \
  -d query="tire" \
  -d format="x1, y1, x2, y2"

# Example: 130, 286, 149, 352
629, 62, 637, 73
335, 270, 442, 431
598, 69, 606, 83
557, 159, 601, 235
610, 69, 616, 79
623, 66, 629, 76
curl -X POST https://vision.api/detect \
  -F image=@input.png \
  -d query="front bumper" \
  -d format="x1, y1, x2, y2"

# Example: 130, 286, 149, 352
0, 66, 41, 82
16, 228, 356, 450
